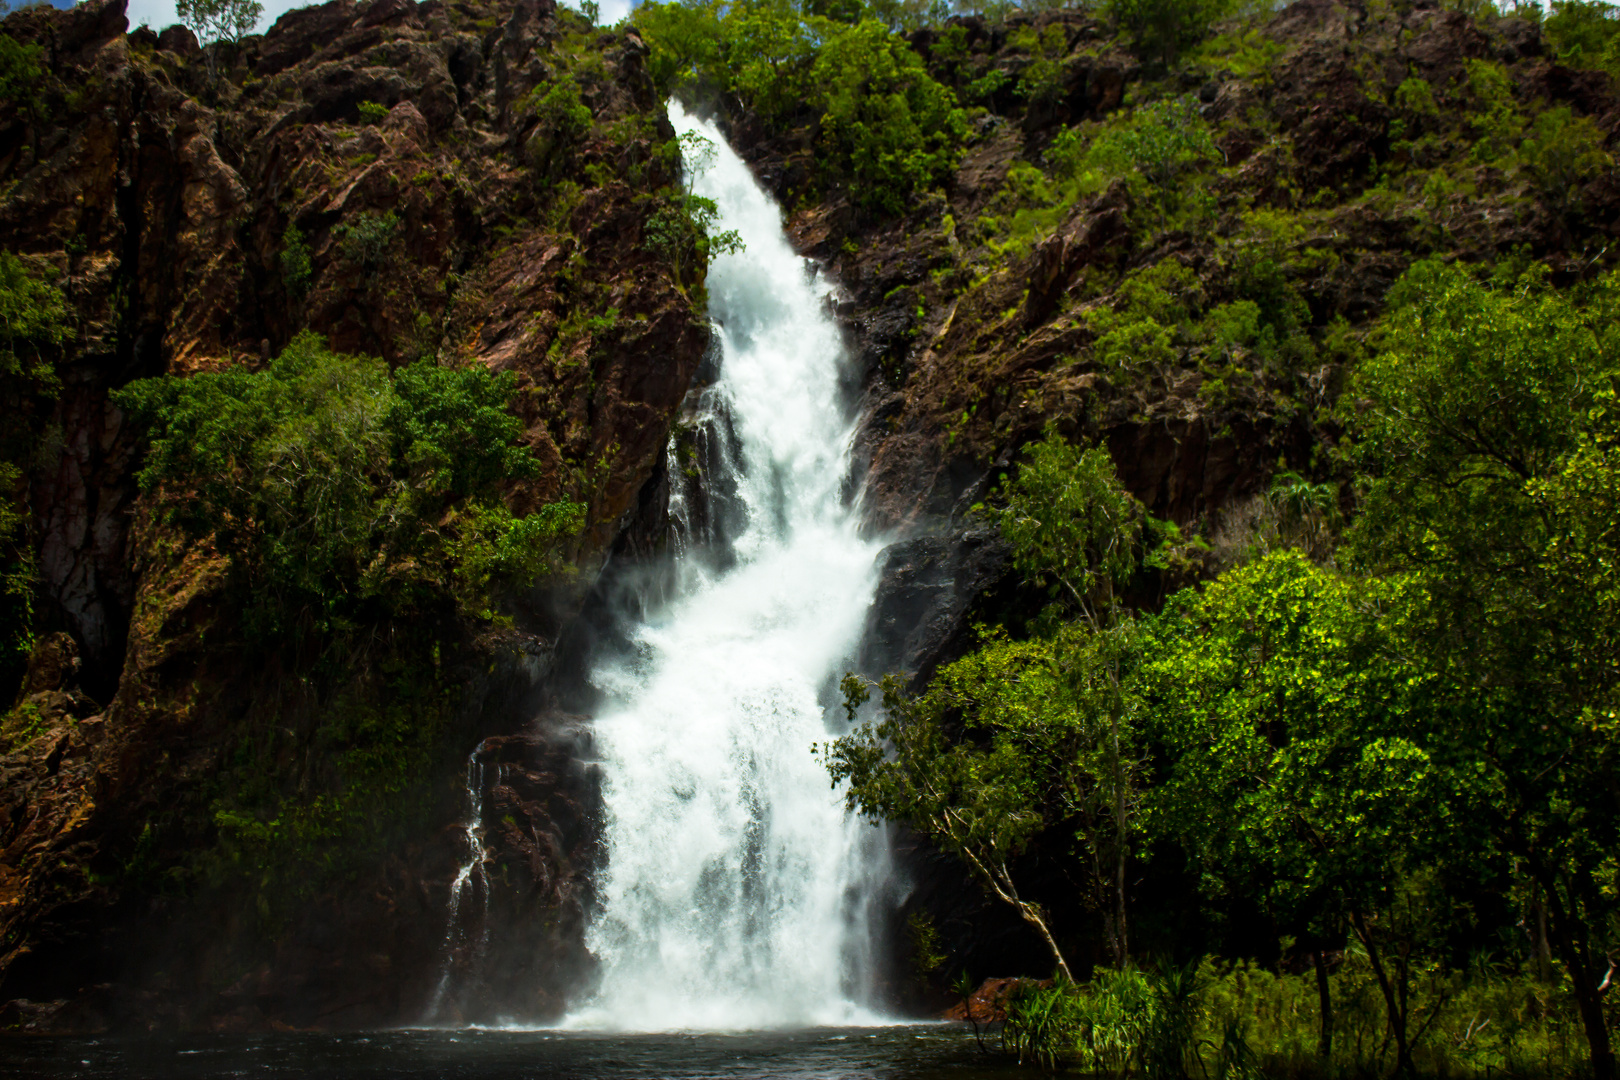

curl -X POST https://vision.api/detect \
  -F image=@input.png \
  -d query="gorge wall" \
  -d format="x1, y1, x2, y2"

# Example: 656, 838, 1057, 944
0, 0, 708, 1029
3, 0, 1620, 1033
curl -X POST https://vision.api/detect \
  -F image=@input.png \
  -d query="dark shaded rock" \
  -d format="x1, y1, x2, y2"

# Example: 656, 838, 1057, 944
1025, 181, 1131, 325
858, 526, 1008, 689
430, 715, 600, 1025
155, 23, 199, 56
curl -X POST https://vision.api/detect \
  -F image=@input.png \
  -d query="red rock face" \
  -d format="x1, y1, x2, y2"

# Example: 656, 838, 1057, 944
942, 975, 1040, 1023
0, 0, 706, 1030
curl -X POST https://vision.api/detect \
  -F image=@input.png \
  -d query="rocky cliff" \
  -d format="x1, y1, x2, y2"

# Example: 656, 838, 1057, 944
0, 0, 706, 1029
4, 0, 1620, 1032
725, 0, 1620, 992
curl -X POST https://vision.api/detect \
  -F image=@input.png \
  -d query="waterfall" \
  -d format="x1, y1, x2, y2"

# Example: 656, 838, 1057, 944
564, 102, 890, 1031
426, 746, 492, 1021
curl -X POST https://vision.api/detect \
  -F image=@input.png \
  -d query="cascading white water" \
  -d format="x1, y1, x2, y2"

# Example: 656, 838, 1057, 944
426, 746, 492, 1021
564, 102, 889, 1031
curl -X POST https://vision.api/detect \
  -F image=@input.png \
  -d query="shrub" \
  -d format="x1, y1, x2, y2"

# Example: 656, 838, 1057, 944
114, 332, 583, 646
355, 99, 389, 123
335, 210, 399, 269
0, 32, 46, 124
1106, 0, 1237, 66
813, 18, 967, 214
1463, 58, 1522, 164
533, 76, 593, 139
279, 223, 313, 301
1052, 95, 1218, 190
1011, 23, 1068, 105
1520, 106, 1613, 214
0, 252, 69, 386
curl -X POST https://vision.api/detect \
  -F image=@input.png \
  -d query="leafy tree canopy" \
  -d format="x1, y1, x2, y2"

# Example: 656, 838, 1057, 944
115, 333, 583, 647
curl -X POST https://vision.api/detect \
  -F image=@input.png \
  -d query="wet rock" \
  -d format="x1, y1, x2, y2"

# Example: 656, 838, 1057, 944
943, 975, 1040, 1023
858, 527, 1009, 689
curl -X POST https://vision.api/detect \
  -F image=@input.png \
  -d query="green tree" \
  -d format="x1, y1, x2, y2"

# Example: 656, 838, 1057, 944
1349, 259, 1620, 1080
992, 431, 1158, 968
642, 131, 744, 290
1519, 106, 1613, 217
827, 652, 1077, 982
814, 18, 966, 214
176, 0, 263, 78
1106, 0, 1235, 67
115, 332, 583, 646
1545, 0, 1620, 78
1143, 552, 1447, 1076
829, 620, 1147, 981
827, 433, 1155, 977
635, 0, 822, 117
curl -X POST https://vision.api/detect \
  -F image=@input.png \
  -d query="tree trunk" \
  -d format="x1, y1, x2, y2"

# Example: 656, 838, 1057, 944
1015, 897, 1075, 984
1348, 910, 1414, 1079
965, 848, 1075, 984
1108, 672, 1129, 971
1535, 868, 1615, 1080
1314, 947, 1334, 1061
1536, 890, 1555, 984
1112, 712, 1129, 970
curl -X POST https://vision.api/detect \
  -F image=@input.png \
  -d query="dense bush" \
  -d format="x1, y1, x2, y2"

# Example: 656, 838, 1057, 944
635, 0, 965, 214
814, 19, 967, 213
115, 332, 583, 647
995, 957, 1595, 1076
0, 252, 69, 684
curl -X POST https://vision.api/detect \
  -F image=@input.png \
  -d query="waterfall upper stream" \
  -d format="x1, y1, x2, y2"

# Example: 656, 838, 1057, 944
562, 104, 890, 1031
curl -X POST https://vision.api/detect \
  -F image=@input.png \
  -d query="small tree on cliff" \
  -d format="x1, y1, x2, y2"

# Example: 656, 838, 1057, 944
176, 0, 263, 78
822, 433, 1155, 979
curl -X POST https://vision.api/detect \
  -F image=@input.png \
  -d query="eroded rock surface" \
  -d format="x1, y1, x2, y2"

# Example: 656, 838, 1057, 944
0, 0, 705, 1029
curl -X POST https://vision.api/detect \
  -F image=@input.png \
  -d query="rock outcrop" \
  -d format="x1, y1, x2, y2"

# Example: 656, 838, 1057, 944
0, 0, 706, 1030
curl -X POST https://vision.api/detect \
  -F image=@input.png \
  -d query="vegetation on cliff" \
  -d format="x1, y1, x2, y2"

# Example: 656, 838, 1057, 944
824, 277, 1603, 1080
752, 0, 1620, 1073
0, 0, 710, 1028
0, 251, 68, 694
116, 333, 583, 646
832, 247, 1620, 1076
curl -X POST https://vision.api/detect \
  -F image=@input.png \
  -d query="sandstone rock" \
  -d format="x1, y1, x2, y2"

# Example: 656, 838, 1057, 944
0, 0, 706, 1030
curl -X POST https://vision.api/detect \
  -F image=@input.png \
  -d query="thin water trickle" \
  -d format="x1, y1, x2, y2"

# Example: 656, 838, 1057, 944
426, 746, 492, 1022
563, 102, 891, 1032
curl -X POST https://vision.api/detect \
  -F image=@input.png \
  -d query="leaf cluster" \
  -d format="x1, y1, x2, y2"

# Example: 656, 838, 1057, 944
635, 0, 966, 214
115, 332, 583, 647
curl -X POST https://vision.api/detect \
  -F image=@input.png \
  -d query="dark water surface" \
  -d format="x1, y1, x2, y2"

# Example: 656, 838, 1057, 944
0, 1025, 1025, 1079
